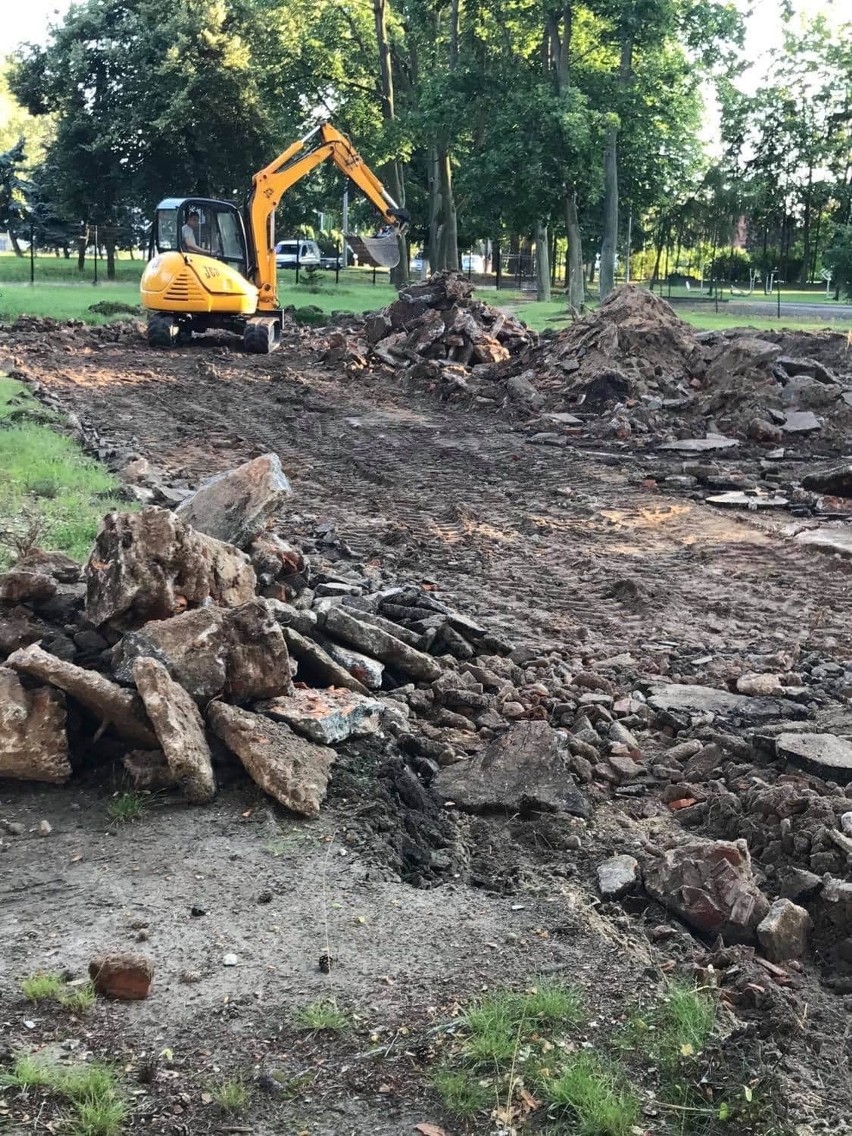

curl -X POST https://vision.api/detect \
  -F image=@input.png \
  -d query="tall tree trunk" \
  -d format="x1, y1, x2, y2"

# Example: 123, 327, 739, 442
599, 33, 633, 299
599, 124, 618, 297
436, 151, 458, 271
372, 0, 408, 287
550, 3, 585, 310
9, 231, 23, 256
799, 165, 813, 285
104, 230, 116, 281
428, 147, 441, 274
535, 222, 551, 301
77, 225, 88, 272
564, 189, 584, 310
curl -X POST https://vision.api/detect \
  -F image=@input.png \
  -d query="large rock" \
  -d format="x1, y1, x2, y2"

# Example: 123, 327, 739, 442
775, 732, 852, 780
597, 855, 641, 900
705, 337, 781, 385
794, 528, 852, 558
89, 952, 153, 1000
757, 898, 811, 961
0, 666, 70, 783
321, 604, 441, 682
132, 657, 215, 803
433, 720, 588, 817
323, 640, 384, 689
0, 568, 57, 605
647, 682, 804, 726
658, 435, 739, 453
208, 701, 335, 818
258, 688, 383, 745
85, 507, 256, 630
6, 643, 156, 747
114, 600, 292, 704
643, 837, 770, 944
175, 454, 292, 547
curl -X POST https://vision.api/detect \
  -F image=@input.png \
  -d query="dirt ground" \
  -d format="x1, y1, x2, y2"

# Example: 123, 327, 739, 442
1, 318, 851, 1135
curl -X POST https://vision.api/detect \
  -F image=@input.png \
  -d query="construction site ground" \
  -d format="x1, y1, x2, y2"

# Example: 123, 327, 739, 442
1, 318, 851, 1136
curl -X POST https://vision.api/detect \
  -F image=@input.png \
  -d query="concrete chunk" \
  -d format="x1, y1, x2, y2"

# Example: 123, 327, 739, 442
175, 453, 292, 546
258, 688, 383, 745
0, 666, 70, 784
133, 657, 215, 803
775, 732, 852, 779
208, 701, 334, 818
6, 643, 156, 747
757, 898, 811, 961
322, 604, 441, 681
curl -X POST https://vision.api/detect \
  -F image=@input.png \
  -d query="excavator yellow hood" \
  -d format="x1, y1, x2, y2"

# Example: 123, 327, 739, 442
141, 252, 258, 315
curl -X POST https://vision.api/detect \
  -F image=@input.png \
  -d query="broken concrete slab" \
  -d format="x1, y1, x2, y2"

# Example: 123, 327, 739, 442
706, 491, 789, 509
322, 640, 384, 689
85, 507, 256, 630
597, 855, 641, 900
736, 673, 784, 697
279, 624, 370, 695
794, 528, 852, 558
114, 607, 229, 701
175, 453, 292, 547
647, 682, 804, 726
207, 701, 334, 818
321, 604, 441, 682
801, 463, 852, 498
775, 732, 852, 779
643, 837, 770, 944
757, 898, 811, 961
132, 657, 215, 804
0, 568, 57, 605
6, 643, 157, 747
257, 688, 383, 745
0, 666, 70, 784
222, 600, 294, 703
658, 435, 740, 454
781, 410, 821, 434
433, 720, 588, 817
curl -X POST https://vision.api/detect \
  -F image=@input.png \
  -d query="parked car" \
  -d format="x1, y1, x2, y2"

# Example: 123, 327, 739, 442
320, 253, 343, 270
275, 239, 322, 269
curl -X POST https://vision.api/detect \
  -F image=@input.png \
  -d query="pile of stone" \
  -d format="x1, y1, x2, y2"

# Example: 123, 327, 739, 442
1, 452, 593, 818
321, 271, 535, 387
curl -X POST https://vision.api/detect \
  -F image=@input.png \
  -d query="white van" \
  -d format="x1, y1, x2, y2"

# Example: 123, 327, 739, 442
275, 239, 322, 269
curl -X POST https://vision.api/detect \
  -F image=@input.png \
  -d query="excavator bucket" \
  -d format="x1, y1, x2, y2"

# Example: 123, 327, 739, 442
345, 232, 401, 269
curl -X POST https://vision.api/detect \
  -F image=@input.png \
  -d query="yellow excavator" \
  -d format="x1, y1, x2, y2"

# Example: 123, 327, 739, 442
140, 123, 409, 353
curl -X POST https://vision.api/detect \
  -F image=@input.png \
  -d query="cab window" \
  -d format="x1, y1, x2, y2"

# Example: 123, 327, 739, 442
156, 208, 178, 251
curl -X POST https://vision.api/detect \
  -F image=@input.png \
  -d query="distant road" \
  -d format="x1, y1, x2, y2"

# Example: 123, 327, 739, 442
683, 298, 852, 321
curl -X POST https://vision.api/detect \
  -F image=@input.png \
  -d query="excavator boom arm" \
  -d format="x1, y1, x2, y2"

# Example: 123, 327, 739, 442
247, 123, 406, 310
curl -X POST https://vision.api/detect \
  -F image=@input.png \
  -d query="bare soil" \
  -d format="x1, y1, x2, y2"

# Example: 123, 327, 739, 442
1, 317, 851, 1136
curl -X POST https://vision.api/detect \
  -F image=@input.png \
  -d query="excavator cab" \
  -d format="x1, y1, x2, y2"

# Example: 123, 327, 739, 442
154, 198, 249, 277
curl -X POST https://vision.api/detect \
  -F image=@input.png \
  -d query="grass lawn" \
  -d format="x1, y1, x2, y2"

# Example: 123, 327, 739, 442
0, 252, 144, 284
0, 377, 128, 567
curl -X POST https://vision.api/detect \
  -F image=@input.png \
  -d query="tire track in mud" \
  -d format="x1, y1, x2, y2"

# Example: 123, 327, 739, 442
10, 336, 852, 662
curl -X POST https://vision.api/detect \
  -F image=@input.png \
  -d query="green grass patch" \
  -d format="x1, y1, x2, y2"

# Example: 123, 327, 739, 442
624, 982, 716, 1072
106, 791, 148, 824
296, 997, 350, 1032
0, 1052, 126, 1134
546, 1052, 640, 1136
0, 377, 129, 567
210, 1077, 249, 1114
431, 1065, 492, 1117
19, 972, 96, 1013
0, 253, 144, 285
21, 972, 67, 1003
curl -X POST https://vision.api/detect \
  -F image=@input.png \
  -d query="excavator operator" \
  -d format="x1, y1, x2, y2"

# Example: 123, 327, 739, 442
181, 210, 209, 255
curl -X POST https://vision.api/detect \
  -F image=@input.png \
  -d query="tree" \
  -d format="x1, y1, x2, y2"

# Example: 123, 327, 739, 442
0, 139, 29, 255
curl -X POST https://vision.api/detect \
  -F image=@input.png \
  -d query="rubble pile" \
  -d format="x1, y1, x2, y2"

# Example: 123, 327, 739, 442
321, 271, 536, 389
488, 287, 852, 448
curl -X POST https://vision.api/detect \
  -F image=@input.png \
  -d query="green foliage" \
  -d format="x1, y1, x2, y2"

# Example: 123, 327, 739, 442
296, 998, 349, 1032
826, 225, 852, 299
546, 1052, 640, 1136
211, 1077, 249, 1114
107, 792, 148, 824
625, 981, 716, 1072
461, 980, 586, 1069
20, 972, 66, 1003
1, 1053, 126, 1134
58, 983, 97, 1013
0, 377, 128, 566
431, 1066, 491, 1117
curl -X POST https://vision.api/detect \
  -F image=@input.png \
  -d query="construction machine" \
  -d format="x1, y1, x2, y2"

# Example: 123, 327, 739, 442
140, 123, 409, 353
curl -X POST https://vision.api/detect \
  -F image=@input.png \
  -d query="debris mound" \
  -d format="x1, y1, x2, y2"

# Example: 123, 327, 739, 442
321, 270, 535, 386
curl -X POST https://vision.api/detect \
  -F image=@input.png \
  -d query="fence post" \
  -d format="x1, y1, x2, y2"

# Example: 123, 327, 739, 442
93, 224, 98, 286
372, 265, 377, 285
335, 239, 340, 286
295, 241, 300, 285
776, 275, 781, 319
495, 240, 501, 291
29, 222, 35, 285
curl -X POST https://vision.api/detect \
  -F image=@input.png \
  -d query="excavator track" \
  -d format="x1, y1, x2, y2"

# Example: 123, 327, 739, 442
243, 316, 282, 354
